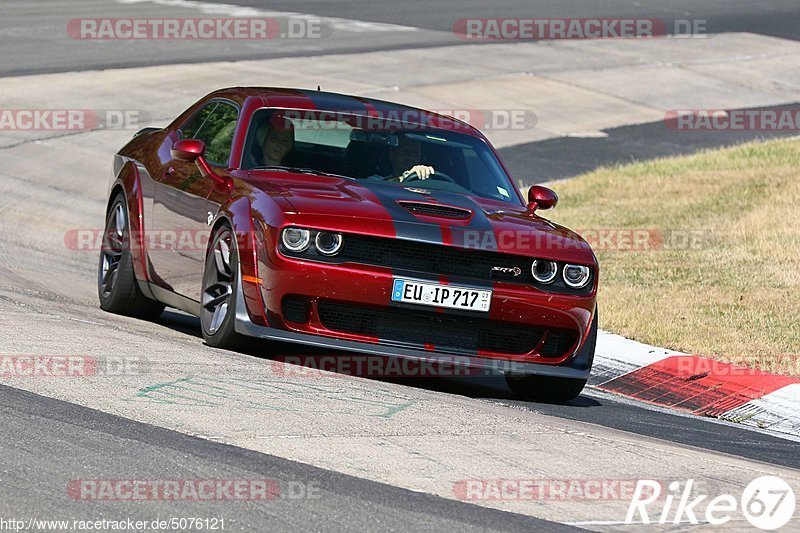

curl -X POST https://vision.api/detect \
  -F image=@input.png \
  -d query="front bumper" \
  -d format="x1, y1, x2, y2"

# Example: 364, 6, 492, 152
233, 262, 595, 379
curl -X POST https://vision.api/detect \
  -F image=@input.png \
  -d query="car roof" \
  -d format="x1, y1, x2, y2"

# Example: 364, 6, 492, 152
204, 87, 482, 136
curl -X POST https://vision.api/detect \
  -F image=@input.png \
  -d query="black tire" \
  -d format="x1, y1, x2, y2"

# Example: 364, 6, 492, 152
505, 308, 598, 403
200, 224, 249, 350
98, 193, 164, 320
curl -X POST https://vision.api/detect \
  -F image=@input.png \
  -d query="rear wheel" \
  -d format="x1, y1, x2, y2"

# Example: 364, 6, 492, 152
505, 309, 598, 403
200, 225, 249, 350
97, 193, 164, 320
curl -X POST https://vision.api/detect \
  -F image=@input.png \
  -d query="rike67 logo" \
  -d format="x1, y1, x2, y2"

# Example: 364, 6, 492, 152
627, 476, 796, 530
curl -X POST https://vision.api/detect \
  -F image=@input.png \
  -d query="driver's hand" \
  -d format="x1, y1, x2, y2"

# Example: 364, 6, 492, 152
401, 165, 435, 181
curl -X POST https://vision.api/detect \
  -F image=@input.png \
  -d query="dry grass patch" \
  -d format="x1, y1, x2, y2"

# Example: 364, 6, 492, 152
547, 139, 800, 376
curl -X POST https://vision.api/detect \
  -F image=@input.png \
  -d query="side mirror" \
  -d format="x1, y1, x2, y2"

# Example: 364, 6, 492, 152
527, 185, 558, 213
171, 139, 206, 162
169, 138, 233, 194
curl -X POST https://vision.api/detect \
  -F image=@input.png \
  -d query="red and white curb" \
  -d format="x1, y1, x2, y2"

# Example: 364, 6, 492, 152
590, 330, 800, 438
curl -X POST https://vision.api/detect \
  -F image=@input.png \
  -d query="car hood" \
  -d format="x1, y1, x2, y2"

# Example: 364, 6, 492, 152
251, 172, 596, 265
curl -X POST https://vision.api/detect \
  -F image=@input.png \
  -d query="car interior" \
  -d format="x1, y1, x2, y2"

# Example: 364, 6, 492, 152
240, 109, 516, 202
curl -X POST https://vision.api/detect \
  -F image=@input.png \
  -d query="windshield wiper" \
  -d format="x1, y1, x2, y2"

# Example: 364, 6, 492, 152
250, 165, 352, 179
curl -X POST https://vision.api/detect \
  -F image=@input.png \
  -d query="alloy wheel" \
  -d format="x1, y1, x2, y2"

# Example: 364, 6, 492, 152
201, 230, 235, 335
99, 203, 127, 299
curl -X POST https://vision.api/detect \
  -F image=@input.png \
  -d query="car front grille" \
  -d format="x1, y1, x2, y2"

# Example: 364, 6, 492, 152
316, 300, 573, 357
339, 234, 535, 284
280, 233, 593, 293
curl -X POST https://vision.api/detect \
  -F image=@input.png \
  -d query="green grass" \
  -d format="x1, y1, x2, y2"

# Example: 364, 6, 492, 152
545, 139, 800, 376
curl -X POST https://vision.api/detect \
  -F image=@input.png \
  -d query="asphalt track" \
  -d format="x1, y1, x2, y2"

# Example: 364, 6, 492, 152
3, 0, 800, 76
217, 0, 800, 40
0, 384, 569, 532
1, 1, 799, 530
4, 0, 798, 183
500, 103, 800, 183
125, 311, 800, 471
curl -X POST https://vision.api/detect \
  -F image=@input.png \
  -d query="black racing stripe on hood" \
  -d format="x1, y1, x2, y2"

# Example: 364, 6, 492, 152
349, 182, 504, 357
431, 191, 497, 289
422, 190, 498, 249
353, 178, 449, 352
361, 181, 445, 247
408, 190, 499, 291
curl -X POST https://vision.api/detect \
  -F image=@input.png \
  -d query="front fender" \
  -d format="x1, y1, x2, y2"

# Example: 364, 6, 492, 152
109, 159, 151, 285
213, 195, 269, 327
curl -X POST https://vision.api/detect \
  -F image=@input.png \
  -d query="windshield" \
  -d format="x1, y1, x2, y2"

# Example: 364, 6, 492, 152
241, 108, 521, 204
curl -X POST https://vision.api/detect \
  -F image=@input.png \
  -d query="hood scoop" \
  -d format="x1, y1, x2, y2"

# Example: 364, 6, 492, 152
398, 201, 472, 220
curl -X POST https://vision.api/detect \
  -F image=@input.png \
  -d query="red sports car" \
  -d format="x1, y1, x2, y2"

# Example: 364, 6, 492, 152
98, 87, 598, 401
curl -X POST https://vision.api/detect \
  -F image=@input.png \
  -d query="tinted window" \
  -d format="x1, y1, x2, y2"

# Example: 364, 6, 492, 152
242, 108, 520, 204
181, 101, 239, 166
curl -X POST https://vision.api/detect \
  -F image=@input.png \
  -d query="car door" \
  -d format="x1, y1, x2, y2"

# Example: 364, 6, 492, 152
150, 100, 239, 301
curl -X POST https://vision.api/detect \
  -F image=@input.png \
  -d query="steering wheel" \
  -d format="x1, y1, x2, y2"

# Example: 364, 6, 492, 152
401, 169, 457, 184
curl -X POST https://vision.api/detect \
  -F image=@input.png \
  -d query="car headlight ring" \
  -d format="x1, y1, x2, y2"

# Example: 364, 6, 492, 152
563, 264, 591, 289
531, 259, 558, 284
281, 227, 311, 252
315, 231, 343, 256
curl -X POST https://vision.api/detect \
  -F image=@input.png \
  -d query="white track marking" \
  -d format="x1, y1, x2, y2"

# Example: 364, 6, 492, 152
590, 329, 681, 386
590, 330, 800, 439
115, 0, 420, 33
720, 384, 800, 438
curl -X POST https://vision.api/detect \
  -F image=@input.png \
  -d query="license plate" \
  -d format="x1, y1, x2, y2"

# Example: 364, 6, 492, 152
391, 279, 491, 312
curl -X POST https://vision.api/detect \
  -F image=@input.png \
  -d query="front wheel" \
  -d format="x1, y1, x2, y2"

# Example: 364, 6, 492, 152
200, 224, 249, 350
505, 374, 588, 403
505, 308, 598, 403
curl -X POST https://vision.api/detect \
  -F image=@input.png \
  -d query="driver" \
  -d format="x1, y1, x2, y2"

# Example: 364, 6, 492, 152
260, 114, 295, 166
385, 135, 435, 182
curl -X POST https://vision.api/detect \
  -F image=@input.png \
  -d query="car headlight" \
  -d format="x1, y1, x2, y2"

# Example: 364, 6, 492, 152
282, 227, 311, 252
315, 231, 343, 256
563, 264, 591, 288
531, 259, 558, 284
